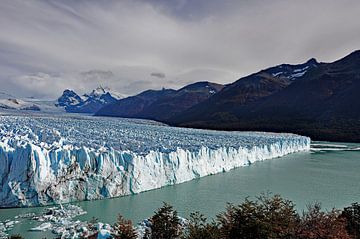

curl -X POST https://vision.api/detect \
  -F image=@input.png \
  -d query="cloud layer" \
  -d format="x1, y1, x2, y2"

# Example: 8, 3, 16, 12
1, 0, 360, 98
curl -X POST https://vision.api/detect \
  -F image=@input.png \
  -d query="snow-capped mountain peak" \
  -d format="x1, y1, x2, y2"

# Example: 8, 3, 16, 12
88, 86, 124, 100
57, 89, 83, 107
89, 86, 108, 97
56, 87, 124, 113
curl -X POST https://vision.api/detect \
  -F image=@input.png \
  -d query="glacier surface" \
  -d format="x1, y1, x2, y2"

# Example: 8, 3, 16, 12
0, 115, 310, 207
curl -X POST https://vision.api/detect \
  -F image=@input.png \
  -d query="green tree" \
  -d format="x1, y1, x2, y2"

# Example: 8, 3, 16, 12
296, 203, 351, 239
113, 215, 138, 239
258, 194, 299, 238
182, 212, 220, 239
342, 203, 360, 239
217, 199, 266, 239
145, 202, 182, 239
9, 235, 24, 239
217, 194, 298, 239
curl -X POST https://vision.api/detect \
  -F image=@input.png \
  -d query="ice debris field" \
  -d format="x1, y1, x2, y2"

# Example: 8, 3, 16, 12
0, 203, 183, 239
0, 115, 310, 207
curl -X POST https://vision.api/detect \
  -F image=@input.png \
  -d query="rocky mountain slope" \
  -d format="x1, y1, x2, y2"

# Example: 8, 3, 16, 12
96, 81, 224, 121
168, 58, 319, 125
169, 51, 360, 142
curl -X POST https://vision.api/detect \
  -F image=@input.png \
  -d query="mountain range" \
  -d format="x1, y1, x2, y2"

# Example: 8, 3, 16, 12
1, 50, 359, 142
167, 58, 319, 124
96, 81, 224, 121
57, 86, 124, 114
166, 51, 360, 142
0, 86, 124, 114
95, 50, 360, 142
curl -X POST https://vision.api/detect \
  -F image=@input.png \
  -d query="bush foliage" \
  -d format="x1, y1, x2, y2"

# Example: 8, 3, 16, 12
144, 202, 182, 239
142, 194, 359, 239
113, 215, 138, 239
10, 194, 360, 239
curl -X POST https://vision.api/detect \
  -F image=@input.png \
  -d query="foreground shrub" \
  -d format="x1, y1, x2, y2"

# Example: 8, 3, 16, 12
257, 194, 299, 238
342, 202, 360, 239
296, 203, 351, 239
144, 202, 182, 239
217, 194, 298, 239
182, 212, 221, 239
11, 194, 360, 239
9, 235, 24, 239
217, 199, 266, 238
113, 215, 138, 239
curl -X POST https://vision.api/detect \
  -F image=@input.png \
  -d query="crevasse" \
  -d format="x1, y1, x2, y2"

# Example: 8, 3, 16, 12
0, 115, 310, 207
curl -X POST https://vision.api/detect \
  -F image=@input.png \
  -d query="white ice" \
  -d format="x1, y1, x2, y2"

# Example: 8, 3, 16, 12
0, 115, 310, 207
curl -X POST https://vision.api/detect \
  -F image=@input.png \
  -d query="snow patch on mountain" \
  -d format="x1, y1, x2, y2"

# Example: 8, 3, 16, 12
89, 86, 124, 100
267, 58, 319, 81
290, 71, 307, 78
293, 66, 309, 73
272, 71, 284, 77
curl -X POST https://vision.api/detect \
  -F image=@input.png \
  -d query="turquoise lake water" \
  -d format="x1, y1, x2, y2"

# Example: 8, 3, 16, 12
1, 142, 359, 238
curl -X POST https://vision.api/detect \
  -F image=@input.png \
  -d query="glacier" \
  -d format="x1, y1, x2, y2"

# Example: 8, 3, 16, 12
0, 115, 310, 207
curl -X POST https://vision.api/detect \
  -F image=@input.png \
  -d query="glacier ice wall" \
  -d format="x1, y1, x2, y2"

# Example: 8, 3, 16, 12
0, 115, 310, 207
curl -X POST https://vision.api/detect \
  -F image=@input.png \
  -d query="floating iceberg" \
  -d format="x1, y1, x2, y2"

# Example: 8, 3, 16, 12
30, 222, 52, 231
0, 115, 310, 207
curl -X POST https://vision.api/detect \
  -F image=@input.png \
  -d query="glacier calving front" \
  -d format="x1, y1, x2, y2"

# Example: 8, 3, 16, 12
0, 115, 310, 207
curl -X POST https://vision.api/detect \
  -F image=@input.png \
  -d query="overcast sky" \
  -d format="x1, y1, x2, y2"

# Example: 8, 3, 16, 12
1, 0, 360, 98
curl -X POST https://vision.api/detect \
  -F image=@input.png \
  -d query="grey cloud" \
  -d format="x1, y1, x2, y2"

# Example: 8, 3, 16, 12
123, 80, 159, 94
81, 70, 114, 81
10, 73, 70, 99
0, 0, 359, 98
150, 72, 166, 79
